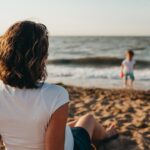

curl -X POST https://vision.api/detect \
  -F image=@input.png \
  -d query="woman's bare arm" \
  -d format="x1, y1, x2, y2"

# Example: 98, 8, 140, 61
45, 103, 68, 150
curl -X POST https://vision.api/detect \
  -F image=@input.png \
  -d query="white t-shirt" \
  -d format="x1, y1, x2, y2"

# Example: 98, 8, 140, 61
122, 59, 136, 73
0, 80, 74, 150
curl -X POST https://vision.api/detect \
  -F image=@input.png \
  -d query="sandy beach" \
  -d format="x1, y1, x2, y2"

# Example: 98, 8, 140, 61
0, 84, 149, 150
64, 84, 150, 150
0, 0, 150, 149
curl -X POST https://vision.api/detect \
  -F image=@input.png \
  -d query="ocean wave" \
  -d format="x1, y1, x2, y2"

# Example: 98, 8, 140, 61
130, 47, 146, 51
47, 65, 150, 81
48, 57, 150, 68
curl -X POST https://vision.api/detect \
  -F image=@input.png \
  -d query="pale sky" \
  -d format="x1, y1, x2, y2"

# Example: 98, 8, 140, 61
0, 0, 150, 36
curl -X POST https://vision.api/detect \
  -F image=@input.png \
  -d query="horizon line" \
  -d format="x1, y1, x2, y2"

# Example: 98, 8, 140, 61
52, 35, 150, 37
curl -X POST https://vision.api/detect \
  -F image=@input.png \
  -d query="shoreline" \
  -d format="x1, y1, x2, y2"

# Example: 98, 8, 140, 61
46, 78, 150, 91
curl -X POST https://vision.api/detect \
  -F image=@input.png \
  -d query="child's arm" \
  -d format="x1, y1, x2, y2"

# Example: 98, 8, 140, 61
133, 60, 136, 69
120, 63, 124, 78
121, 64, 124, 73
133, 64, 136, 70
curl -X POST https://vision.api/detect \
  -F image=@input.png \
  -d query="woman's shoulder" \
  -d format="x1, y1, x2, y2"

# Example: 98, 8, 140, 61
42, 82, 68, 95
41, 82, 69, 113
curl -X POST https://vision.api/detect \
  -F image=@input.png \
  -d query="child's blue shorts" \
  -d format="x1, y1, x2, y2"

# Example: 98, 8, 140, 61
125, 72, 135, 81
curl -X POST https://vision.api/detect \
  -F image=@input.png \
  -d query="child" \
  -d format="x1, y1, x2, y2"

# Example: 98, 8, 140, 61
121, 50, 136, 88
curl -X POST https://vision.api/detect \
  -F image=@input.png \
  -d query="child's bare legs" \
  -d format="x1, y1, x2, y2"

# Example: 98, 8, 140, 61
124, 74, 129, 88
67, 114, 117, 141
124, 79, 128, 88
130, 80, 134, 88
129, 73, 135, 88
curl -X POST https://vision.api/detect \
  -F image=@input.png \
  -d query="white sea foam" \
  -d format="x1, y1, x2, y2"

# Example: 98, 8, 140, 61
47, 65, 150, 81
47, 36, 150, 90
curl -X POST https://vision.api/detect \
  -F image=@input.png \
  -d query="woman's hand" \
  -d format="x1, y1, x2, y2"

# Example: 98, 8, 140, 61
45, 103, 68, 150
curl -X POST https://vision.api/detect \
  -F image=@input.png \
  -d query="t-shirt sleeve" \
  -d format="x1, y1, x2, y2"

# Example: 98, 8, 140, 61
133, 59, 136, 65
43, 84, 69, 114
51, 86, 69, 113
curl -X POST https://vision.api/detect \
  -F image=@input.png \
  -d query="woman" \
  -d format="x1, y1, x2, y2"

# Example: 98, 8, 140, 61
0, 21, 118, 150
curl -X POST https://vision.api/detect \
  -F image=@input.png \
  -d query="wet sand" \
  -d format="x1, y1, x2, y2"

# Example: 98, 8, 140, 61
64, 84, 150, 150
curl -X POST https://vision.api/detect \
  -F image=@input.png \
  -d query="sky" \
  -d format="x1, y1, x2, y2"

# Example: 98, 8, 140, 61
0, 0, 150, 36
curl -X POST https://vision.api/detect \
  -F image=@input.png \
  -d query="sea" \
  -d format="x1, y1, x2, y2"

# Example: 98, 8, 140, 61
46, 36, 150, 90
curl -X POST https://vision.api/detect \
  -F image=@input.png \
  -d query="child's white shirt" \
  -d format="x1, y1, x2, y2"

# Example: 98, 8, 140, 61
122, 58, 136, 73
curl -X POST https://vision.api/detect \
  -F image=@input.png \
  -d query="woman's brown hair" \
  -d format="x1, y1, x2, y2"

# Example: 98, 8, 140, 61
0, 21, 49, 89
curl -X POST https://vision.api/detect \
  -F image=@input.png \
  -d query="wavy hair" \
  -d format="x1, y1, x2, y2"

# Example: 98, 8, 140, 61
0, 21, 49, 88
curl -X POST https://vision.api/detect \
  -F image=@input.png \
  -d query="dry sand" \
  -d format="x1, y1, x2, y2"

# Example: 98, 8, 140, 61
64, 84, 150, 150
0, 84, 149, 150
